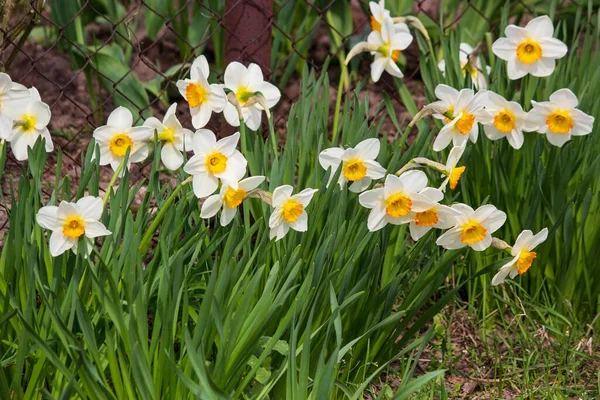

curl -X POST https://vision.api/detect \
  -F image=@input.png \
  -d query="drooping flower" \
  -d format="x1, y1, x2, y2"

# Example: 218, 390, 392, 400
479, 91, 538, 149
222, 62, 281, 131
367, 15, 413, 82
527, 89, 594, 147
93, 107, 154, 173
437, 43, 491, 90
269, 185, 318, 241
431, 84, 488, 151
0, 73, 31, 140
143, 103, 193, 170
176, 55, 227, 129
318, 138, 386, 193
358, 171, 433, 232
5, 87, 53, 161
407, 187, 462, 241
440, 145, 467, 191
368, 1, 409, 34
183, 129, 247, 198
36, 196, 111, 257
200, 176, 265, 226
436, 204, 507, 251
492, 228, 548, 285
491, 15, 567, 80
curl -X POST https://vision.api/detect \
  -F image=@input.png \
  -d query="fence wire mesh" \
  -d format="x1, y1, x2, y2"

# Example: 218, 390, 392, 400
0, 0, 588, 219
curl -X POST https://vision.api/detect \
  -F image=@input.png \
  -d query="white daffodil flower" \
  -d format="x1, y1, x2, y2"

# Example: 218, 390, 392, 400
479, 91, 538, 150
5, 87, 53, 161
527, 88, 594, 147
431, 84, 489, 152
369, 1, 409, 34
358, 171, 433, 232
176, 55, 227, 129
0, 73, 31, 140
269, 185, 318, 241
143, 103, 193, 170
367, 15, 413, 82
491, 15, 567, 80
437, 43, 491, 90
183, 129, 247, 198
318, 138, 386, 193
93, 107, 154, 173
436, 204, 507, 251
200, 175, 265, 226
406, 187, 462, 241
440, 145, 467, 192
222, 62, 281, 131
492, 228, 548, 285
36, 196, 111, 257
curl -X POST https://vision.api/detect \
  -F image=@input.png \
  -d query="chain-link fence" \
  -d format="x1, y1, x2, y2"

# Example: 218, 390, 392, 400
0, 0, 583, 228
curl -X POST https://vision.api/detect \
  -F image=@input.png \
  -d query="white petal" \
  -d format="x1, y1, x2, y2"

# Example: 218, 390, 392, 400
420, 187, 444, 202
507, 57, 530, 80
192, 55, 210, 78
355, 138, 380, 160
470, 235, 492, 251
191, 105, 213, 129
292, 188, 318, 207
200, 194, 223, 218
367, 205, 388, 232
364, 160, 386, 179
409, 222, 431, 241
526, 227, 548, 250
223, 103, 241, 127
435, 84, 459, 104
36, 206, 61, 230
491, 263, 516, 286
255, 81, 281, 108
492, 38, 517, 61
270, 221, 290, 241
107, 107, 133, 130
215, 132, 240, 156
549, 88, 578, 108
545, 132, 572, 147
239, 176, 265, 191
436, 226, 465, 249
128, 126, 154, 142
570, 109, 594, 136
505, 25, 529, 42
161, 143, 184, 170
272, 185, 294, 207
208, 85, 227, 112
318, 147, 344, 172
539, 37, 568, 59
506, 130, 524, 149
244, 107, 262, 131
192, 173, 219, 198
433, 120, 457, 152
359, 188, 384, 209
224, 62, 249, 89
348, 177, 372, 193
192, 129, 217, 153
289, 212, 308, 232
220, 206, 237, 226
397, 170, 427, 192
76, 196, 103, 221
484, 125, 505, 141
84, 220, 111, 238
49, 231, 76, 257
525, 16, 554, 39
529, 58, 555, 77
370, 57, 386, 82
483, 209, 507, 233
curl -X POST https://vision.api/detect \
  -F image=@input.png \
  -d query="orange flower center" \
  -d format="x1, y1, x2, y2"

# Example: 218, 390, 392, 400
449, 166, 466, 190
516, 39, 542, 64
223, 187, 246, 209
460, 219, 487, 245
517, 249, 537, 274
282, 199, 303, 223
493, 110, 516, 133
385, 193, 412, 218
186, 83, 208, 108
63, 216, 85, 239
546, 110, 574, 134
415, 208, 439, 227
342, 158, 367, 181
109, 133, 133, 157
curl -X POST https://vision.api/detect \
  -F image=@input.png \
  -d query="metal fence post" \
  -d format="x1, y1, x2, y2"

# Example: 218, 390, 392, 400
224, 0, 273, 78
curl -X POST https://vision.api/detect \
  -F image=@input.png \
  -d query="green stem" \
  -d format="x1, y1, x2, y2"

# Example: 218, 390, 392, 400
138, 176, 192, 254
331, 64, 347, 145
102, 158, 126, 207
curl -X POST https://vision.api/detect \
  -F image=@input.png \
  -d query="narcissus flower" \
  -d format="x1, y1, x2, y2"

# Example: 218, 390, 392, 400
479, 91, 537, 149
183, 129, 247, 198
436, 204, 507, 251
269, 185, 318, 241
492, 228, 548, 285
318, 138, 386, 193
437, 43, 491, 90
93, 107, 154, 173
368, 1, 408, 34
143, 103, 193, 170
36, 196, 111, 257
527, 89, 594, 147
5, 87, 53, 161
0, 73, 31, 140
367, 16, 412, 81
222, 62, 281, 131
176, 55, 227, 129
492, 15, 567, 79
431, 84, 488, 151
407, 187, 462, 241
440, 145, 467, 191
358, 171, 433, 232
200, 176, 265, 226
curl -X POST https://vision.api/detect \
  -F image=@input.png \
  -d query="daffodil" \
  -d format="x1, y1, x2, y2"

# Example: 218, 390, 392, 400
200, 176, 265, 226
527, 89, 594, 147
479, 91, 537, 149
358, 171, 433, 232
93, 107, 154, 173
269, 185, 318, 241
437, 43, 491, 90
407, 187, 462, 241
436, 204, 507, 251
0, 73, 31, 140
176, 55, 227, 129
440, 145, 467, 191
491, 15, 567, 80
183, 129, 247, 198
366, 16, 412, 82
5, 87, 53, 161
318, 138, 386, 193
36, 196, 111, 257
492, 228, 548, 285
368, 1, 409, 34
431, 84, 488, 152
222, 62, 281, 131
143, 103, 193, 170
